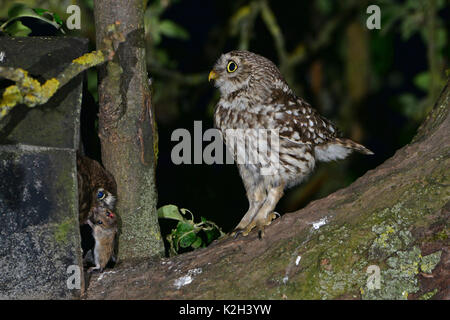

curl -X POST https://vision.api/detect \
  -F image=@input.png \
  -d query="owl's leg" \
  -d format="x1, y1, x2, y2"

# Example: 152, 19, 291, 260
250, 183, 285, 238
231, 183, 266, 237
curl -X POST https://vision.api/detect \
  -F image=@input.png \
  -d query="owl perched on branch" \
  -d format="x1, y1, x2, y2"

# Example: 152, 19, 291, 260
209, 50, 373, 238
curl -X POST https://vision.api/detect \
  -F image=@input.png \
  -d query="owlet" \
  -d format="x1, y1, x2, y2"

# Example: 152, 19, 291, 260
209, 50, 373, 238
77, 152, 117, 225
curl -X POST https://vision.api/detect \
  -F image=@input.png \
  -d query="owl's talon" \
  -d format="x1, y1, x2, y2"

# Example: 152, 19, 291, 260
269, 211, 280, 222
242, 221, 256, 236
231, 229, 243, 239
258, 228, 265, 239
254, 212, 280, 240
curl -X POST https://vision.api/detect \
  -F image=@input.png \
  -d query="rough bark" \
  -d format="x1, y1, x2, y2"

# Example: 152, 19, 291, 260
93, 0, 164, 259
85, 80, 449, 300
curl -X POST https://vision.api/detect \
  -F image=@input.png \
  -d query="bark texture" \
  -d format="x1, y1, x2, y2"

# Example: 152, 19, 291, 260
86, 80, 449, 300
94, 0, 164, 259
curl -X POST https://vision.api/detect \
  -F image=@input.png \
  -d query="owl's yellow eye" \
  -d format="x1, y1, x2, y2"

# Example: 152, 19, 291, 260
227, 61, 238, 73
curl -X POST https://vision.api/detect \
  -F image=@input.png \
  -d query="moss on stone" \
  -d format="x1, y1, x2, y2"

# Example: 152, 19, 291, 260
54, 218, 74, 244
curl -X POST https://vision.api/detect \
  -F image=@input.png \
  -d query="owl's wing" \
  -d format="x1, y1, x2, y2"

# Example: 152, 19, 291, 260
270, 90, 340, 145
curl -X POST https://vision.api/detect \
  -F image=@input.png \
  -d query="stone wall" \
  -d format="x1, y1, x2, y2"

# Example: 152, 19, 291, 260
0, 37, 88, 299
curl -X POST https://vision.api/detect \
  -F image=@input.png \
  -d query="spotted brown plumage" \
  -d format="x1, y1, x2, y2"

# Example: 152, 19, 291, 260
209, 50, 373, 238
76, 153, 117, 225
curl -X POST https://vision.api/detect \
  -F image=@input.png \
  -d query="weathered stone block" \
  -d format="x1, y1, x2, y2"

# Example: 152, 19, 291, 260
0, 37, 88, 149
0, 37, 88, 299
0, 146, 83, 299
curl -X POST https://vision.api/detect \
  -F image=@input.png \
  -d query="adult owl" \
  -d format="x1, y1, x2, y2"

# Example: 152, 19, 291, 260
209, 50, 373, 238
77, 153, 117, 225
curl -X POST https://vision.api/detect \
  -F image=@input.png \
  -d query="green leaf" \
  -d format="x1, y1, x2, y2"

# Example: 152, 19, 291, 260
53, 13, 63, 26
176, 221, 194, 234
157, 204, 184, 222
176, 222, 196, 248
159, 20, 189, 40
0, 3, 62, 34
204, 227, 220, 244
414, 72, 430, 92
191, 236, 203, 249
3, 20, 31, 37
33, 8, 49, 16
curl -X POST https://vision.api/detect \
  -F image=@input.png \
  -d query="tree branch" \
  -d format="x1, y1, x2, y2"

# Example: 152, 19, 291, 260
85, 80, 449, 299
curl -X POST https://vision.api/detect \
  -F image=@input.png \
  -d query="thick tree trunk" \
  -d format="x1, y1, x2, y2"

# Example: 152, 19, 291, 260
93, 0, 164, 259
86, 80, 449, 300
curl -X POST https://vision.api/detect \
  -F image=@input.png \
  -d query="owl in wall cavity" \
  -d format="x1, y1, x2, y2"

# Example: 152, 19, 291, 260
77, 153, 117, 225
209, 50, 373, 238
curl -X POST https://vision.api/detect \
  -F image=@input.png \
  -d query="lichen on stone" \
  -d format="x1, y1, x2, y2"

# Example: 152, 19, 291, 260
41, 78, 60, 100
419, 288, 438, 300
420, 250, 442, 273
362, 246, 422, 300
1, 85, 22, 109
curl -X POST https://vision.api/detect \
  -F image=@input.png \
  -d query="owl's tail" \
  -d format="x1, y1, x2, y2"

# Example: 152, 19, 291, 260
334, 138, 374, 155
314, 138, 373, 162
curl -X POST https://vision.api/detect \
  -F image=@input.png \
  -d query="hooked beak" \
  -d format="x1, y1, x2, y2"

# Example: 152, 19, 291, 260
208, 70, 218, 82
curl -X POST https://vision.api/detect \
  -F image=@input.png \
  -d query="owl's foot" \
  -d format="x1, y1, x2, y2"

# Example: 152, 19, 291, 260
231, 221, 256, 238
231, 212, 280, 238
256, 211, 280, 239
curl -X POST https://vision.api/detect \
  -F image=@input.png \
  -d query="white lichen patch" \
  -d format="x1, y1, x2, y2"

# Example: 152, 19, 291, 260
173, 268, 202, 289
295, 256, 301, 266
97, 270, 117, 281
312, 217, 328, 230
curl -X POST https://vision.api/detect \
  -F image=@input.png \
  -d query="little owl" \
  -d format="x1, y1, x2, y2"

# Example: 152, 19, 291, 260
209, 50, 373, 238
77, 153, 117, 225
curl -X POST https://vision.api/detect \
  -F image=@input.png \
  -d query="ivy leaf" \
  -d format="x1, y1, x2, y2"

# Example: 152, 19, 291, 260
157, 204, 184, 222
53, 13, 63, 26
33, 8, 49, 16
3, 20, 31, 37
191, 236, 203, 249
204, 227, 220, 244
0, 3, 63, 35
176, 222, 196, 248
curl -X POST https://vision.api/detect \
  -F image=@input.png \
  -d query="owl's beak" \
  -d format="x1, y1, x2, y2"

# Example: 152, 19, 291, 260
208, 70, 218, 82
